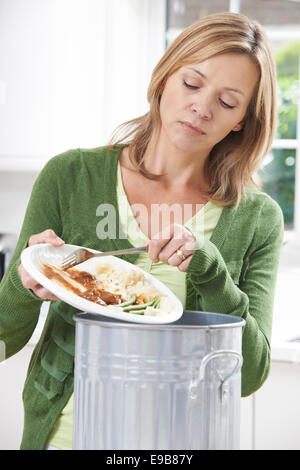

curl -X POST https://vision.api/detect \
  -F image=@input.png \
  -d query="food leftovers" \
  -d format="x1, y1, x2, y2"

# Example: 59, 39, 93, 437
41, 259, 174, 316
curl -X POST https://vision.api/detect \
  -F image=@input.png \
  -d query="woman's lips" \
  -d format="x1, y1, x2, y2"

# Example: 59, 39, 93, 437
179, 121, 205, 136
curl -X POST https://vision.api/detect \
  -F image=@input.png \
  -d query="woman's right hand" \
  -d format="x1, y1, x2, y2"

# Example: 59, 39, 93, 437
18, 229, 65, 301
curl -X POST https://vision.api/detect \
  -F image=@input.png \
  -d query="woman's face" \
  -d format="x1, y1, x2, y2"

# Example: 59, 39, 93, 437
159, 52, 259, 155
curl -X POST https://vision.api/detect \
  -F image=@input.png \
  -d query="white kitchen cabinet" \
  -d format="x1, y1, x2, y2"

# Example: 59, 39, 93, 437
0, 0, 165, 168
240, 357, 300, 450
0, 344, 34, 450
0, 303, 49, 450
240, 395, 254, 450
254, 360, 300, 450
249, 249, 300, 450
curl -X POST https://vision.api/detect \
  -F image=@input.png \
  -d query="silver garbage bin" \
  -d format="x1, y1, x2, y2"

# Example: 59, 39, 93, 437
73, 310, 245, 450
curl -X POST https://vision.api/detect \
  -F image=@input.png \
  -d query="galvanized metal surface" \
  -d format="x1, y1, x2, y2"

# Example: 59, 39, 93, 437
73, 310, 245, 450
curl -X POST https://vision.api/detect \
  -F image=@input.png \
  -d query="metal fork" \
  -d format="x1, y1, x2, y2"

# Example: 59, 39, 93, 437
61, 245, 148, 270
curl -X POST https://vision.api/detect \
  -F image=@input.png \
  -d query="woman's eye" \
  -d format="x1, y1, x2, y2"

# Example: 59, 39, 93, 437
183, 79, 235, 109
183, 80, 198, 90
220, 99, 235, 110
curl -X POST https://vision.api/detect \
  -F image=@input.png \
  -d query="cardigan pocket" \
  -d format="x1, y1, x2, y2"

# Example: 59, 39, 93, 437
42, 336, 74, 374
33, 342, 74, 400
34, 369, 65, 400
51, 312, 75, 357
33, 313, 75, 401
225, 259, 244, 285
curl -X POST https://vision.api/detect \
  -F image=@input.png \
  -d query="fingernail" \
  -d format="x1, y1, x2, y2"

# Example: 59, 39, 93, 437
56, 237, 64, 244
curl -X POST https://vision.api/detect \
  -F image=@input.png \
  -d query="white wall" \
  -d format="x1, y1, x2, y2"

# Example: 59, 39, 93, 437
0, 171, 38, 234
0, 0, 166, 235
0, 0, 165, 160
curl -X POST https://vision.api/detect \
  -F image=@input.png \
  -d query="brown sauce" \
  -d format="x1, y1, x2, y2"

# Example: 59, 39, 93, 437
42, 264, 125, 306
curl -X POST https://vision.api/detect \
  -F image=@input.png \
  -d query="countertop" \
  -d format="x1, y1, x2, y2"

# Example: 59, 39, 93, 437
270, 266, 300, 363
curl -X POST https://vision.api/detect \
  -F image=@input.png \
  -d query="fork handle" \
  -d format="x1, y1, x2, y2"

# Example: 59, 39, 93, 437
93, 245, 148, 257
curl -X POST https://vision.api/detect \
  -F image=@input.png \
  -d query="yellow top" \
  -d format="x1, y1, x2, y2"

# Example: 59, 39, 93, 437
47, 161, 223, 450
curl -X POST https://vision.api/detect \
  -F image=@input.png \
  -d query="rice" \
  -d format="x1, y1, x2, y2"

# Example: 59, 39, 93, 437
94, 263, 161, 303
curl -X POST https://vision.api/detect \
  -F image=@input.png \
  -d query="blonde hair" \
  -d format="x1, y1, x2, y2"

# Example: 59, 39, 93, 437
109, 12, 277, 206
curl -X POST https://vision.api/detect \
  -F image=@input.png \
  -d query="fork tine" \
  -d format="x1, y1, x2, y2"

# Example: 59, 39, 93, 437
61, 248, 87, 269
62, 263, 75, 270
63, 256, 77, 264
62, 259, 76, 268
61, 254, 76, 265
61, 255, 77, 269
62, 254, 76, 263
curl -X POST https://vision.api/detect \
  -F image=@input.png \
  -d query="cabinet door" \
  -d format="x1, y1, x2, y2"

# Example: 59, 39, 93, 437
0, 0, 165, 160
0, 345, 34, 450
240, 395, 254, 450
254, 362, 300, 450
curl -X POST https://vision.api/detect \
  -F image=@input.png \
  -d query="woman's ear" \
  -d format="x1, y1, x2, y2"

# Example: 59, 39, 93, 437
232, 121, 244, 132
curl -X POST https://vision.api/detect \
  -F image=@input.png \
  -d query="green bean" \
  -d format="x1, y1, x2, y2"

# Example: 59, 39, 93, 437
152, 296, 160, 308
122, 297, 159, 312
130, 296, 161, 315
117, 294, 137, 308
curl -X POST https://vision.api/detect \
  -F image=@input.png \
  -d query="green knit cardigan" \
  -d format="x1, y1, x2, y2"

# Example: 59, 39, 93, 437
0, 146, 284, 450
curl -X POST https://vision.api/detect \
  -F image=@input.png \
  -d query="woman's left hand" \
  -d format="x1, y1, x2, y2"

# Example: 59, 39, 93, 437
145, 223, 196, 272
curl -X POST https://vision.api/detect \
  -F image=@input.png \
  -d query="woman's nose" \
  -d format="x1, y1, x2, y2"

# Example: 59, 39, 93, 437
191, 97, 213, 120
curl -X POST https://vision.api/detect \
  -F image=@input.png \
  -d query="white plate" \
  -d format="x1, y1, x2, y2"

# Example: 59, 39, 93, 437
21, 243, 183, 324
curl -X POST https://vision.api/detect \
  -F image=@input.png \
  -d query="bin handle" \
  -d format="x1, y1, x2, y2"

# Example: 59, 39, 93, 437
189, 349, 243, 402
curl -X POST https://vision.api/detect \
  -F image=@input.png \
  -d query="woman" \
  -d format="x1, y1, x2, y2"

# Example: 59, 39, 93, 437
0, 13, 283, 450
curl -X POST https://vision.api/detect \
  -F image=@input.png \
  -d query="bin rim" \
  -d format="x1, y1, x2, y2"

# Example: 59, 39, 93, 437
73, 310, 245, 330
